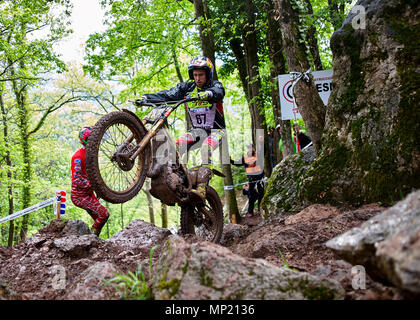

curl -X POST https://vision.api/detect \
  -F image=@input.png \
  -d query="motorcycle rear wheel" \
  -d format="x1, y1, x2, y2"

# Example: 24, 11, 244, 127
180, 186, 224, 243
86, 111, 150, 203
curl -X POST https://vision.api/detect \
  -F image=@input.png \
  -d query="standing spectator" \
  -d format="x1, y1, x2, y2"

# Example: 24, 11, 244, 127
268, 127, 275, 168
231, 144, 265, 217
293, 123, 312, 151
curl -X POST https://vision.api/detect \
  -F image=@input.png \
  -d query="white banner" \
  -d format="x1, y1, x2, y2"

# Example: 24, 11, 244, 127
0, 197, 55, 224
278, 69, 333, 120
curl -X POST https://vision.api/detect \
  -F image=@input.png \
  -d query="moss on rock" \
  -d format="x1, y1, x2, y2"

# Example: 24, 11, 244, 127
295, 0, 420, 208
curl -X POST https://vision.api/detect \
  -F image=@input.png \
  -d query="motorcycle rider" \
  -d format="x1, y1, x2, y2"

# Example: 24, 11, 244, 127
71, 126, 110, 236
136, 56, 226, 201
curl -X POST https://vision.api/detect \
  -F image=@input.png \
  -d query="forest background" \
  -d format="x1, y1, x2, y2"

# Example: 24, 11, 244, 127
0, 0, 355, 245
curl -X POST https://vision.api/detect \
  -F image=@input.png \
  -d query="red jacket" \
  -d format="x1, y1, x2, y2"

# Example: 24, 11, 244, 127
71, 146, 92, 196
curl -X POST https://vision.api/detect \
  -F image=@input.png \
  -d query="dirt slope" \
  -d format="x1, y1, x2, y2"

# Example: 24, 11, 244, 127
0, 203, 404, 300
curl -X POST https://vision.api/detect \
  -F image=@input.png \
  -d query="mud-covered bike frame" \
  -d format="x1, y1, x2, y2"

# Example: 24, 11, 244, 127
85, 97, 224, 243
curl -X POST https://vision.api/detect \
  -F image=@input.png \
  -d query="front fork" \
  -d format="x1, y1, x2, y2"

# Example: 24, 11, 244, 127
112, 107, 170, 164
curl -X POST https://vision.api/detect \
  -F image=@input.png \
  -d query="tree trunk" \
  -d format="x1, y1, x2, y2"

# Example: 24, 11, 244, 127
303, 0, 323, 70
172, 46, 192, 131
193, 0, 240, 223
161, 203, 168, 228
242, 0, 272, 176
275, 0, 325, 154
144, 180, 155, 225
265, 0, 294, 160
0, 92, 15, 247
328, 0, 346, 31
7, 22, 32, 242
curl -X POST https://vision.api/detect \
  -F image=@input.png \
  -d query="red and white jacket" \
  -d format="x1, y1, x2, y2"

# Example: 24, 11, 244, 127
71, 146, 92, 196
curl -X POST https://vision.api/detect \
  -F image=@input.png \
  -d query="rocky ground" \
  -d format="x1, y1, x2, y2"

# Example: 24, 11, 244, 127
0, 199, 411, 300
229, 204, 403, 300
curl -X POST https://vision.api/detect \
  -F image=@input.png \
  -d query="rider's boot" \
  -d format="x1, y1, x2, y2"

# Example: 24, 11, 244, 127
190, 165, 213, 202
91, 226, 101, 236
91, 216, 108, 237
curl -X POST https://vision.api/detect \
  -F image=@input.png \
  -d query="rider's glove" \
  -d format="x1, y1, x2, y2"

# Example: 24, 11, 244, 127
188, 91, 213, 101
197, 90, 213, 101
134, 95, 147, 106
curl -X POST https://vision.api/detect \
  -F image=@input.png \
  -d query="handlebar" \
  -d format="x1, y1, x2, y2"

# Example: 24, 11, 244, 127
130, 96, 199, 109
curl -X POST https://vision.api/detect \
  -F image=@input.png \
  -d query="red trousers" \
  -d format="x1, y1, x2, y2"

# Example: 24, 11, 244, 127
176, 128, 225, 165
71, 192, 109, 230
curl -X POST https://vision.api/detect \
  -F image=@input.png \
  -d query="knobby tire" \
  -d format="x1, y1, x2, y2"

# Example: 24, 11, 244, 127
85, 111, 150, 203
180, 186, 224, 243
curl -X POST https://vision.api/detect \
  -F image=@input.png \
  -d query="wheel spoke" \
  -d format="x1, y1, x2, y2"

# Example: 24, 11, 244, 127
97, 120, 140, 193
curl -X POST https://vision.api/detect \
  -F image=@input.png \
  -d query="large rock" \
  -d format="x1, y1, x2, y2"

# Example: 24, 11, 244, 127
262, 146, 316, 215
106, 219, 171, 256
65, 261, 121, 300
0, 219, 169, 299
151, 235, 345, 300
299, 0, 420, 206
326, 189, 420, 296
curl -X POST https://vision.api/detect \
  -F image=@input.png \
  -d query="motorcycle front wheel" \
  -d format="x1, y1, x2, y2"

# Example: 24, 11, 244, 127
86, 111, 151, 203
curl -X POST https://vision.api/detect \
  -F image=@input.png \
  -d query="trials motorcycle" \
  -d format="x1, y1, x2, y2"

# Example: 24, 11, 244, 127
85, 97, 224, 243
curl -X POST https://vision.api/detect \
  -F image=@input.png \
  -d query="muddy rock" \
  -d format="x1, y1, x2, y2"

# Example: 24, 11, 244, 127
106, 219, 171, 255
298, 0, 420, 206
0, 219, 170, 299
65, 261, 121, 300
326, 190, 420, 296
53, 234, 101, 258
219, 223, 249, 246
151, 235, 345, 300
285, 204, 339, 225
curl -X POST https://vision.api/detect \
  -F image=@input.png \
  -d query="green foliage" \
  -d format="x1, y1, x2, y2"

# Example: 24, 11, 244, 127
0, 0, 350, 244
84, 0, 198, 97
277, 248, 298, 271
0, 0, 72, 80
104, 245, 159, 300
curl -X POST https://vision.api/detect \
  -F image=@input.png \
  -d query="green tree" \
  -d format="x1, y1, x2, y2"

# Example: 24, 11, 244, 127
0, 0, 74, 240
273, 0, 325, 154
84, 0, 198, 95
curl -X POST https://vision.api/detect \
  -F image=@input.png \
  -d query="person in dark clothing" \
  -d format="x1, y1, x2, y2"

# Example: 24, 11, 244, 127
231, 144, 265, 217
293, 124, 312, 151
268, 127, 275, 168
136, 56, 225, 201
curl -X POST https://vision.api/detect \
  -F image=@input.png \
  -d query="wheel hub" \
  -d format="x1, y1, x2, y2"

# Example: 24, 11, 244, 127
113, 144, 136, 171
